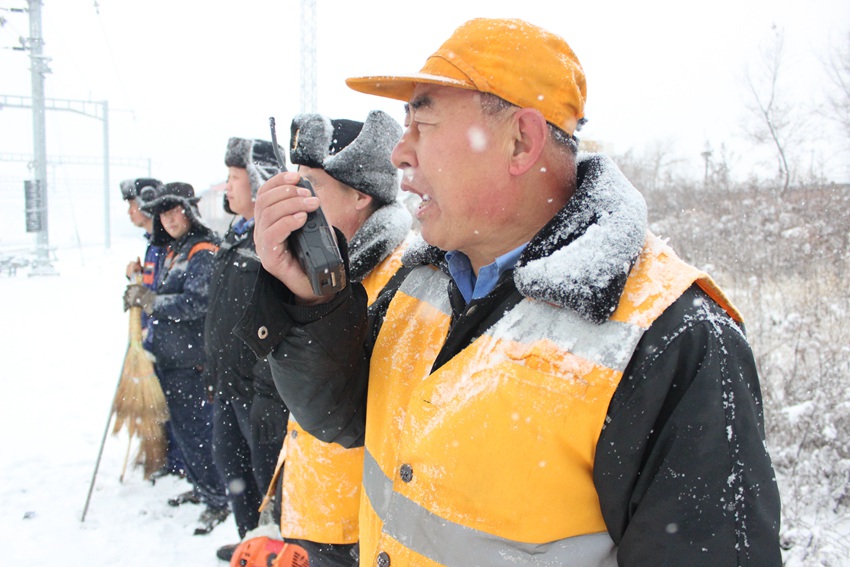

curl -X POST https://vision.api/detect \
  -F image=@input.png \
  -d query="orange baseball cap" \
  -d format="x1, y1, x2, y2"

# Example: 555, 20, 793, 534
345, 18, 587, 136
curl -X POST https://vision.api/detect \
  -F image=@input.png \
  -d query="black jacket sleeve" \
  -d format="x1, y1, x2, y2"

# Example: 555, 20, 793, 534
251, 357, 279, 400
595, 286, 781, 566
235, 267, 372, 448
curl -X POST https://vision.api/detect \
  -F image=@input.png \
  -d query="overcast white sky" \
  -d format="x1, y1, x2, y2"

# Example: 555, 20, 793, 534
1, 0, 848, 246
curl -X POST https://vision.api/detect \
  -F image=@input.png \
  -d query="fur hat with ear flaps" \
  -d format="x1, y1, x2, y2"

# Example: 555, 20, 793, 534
120, 177, 162, 201
289, 110, 402, 205
225, 137, 285, 198
139, 181, 211, 245
119, 179, 136, 201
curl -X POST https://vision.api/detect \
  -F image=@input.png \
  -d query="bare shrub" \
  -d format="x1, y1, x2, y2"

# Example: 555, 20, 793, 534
636, 175, 850, 564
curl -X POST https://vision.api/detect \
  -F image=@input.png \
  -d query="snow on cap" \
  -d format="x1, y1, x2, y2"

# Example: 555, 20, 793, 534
345, 18, 587, 136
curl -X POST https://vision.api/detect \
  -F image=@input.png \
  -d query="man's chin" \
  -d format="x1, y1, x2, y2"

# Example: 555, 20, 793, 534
420, 228, 450, 253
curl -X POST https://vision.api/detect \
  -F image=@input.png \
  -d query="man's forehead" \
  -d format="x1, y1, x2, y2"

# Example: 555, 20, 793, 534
406, 84, 478, 110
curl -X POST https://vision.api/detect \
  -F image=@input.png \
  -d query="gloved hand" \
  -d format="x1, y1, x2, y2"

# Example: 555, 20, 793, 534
250, 394, 287, 445
123, 284, 156, 315
125, 257, 142, 280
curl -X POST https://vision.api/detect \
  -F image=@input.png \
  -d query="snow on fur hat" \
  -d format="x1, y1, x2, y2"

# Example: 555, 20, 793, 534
119, 179, 136, 201
289, 110, 402, 205
120, 177, 162, 201
139, 181, 200, 215
224, 137, 284, 197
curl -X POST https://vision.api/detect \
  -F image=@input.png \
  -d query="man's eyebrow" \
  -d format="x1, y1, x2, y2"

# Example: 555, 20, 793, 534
409, 94, 433, 111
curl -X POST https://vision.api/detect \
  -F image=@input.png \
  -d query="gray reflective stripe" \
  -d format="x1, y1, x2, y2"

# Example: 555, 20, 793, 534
397, 266, 643, 373
397, 266, 451, 315
487, 299, 646, 373
363, 450, 618, 567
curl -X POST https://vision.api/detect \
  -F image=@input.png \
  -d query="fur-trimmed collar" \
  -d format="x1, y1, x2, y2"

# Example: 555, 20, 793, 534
401, 153, 647, 323
348, 201, 413, 283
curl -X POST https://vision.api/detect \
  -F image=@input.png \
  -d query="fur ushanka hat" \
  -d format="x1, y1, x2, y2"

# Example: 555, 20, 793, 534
224, 138, 284, 198
289, 110, 402, 205
120, 177, 162, 201
139, 181, 208, 245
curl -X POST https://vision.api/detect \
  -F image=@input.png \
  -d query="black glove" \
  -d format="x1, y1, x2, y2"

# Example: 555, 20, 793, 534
250, 394, 288, 445
123, 284, 156, 315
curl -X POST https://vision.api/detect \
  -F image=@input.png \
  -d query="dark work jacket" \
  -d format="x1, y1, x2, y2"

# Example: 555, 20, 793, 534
140, 233, 166, 352
150, 227, 219, 370
203, 220, 276, 400
236, 154, 781, 566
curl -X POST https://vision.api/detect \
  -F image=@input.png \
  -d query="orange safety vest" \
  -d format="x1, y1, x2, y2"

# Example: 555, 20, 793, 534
359, 232, 740, 567
266, 244, 407, 544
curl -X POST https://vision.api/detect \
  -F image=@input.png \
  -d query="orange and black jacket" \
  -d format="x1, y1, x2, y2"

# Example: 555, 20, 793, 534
150, 226, 219, 370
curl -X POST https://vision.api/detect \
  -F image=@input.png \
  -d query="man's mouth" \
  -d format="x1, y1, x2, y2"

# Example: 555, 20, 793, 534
416, 195, 432, 217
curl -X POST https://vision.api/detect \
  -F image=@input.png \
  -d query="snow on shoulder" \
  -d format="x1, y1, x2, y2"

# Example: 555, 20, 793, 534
514, 153, 648, 323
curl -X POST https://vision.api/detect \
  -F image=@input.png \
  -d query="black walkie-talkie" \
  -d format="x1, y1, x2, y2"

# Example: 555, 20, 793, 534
269, 117, 346, 296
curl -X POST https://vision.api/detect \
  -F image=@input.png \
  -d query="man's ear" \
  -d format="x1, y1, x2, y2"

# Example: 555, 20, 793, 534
353, 190, 374, 212
509, 108, 548, 176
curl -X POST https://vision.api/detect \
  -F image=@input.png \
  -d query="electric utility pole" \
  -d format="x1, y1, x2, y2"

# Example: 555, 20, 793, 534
24, 0, 56, 274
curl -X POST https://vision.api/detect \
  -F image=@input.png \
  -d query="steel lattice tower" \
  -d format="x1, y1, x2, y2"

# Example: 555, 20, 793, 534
299, 0, 317, 113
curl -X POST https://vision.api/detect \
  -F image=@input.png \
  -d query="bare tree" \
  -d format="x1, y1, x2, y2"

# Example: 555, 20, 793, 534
743, 27, 794, 194
611, 139, 686, 195
822, 32, 850, 147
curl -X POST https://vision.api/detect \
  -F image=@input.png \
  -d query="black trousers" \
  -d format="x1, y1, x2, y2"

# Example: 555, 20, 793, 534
156, 365, 228, 508
212, 395, 285, 538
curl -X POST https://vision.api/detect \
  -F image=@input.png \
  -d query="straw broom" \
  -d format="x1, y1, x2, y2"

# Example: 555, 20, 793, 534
111, 280, 170, 480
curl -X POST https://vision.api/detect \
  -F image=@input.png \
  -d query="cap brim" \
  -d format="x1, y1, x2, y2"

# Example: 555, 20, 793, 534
346, 73, 476, 102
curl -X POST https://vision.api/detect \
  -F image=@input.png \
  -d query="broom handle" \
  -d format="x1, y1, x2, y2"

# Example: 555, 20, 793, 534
81, 274, 146, 521
119, 433, 133, 483
129, 273, 144, 344
128, 306, 143, 343
81, 356, 126, 522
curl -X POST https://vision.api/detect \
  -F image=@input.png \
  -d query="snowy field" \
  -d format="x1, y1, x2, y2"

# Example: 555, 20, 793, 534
0, 238, 236, 566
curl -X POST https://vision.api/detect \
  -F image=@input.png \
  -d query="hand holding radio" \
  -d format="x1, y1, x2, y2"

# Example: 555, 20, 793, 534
253, 172, 335, 303
252, 118, 346, 304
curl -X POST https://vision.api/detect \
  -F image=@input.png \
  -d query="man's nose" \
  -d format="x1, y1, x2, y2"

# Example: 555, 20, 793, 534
391, 129, 415, 170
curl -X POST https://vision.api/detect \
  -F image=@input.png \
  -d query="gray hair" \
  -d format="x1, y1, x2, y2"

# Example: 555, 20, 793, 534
479, 93, 578, 156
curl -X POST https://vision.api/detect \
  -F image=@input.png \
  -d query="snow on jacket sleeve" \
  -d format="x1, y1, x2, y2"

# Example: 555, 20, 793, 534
595, 286, 781, 566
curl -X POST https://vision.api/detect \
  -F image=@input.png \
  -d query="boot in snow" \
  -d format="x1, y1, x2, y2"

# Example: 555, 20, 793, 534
216, 543, 238, 561
194, 505, 230, 535
168, 490, 201, 507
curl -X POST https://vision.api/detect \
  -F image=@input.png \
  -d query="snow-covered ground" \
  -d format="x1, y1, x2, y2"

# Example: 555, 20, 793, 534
4, 236, 848, 566
1, 238, 237, 566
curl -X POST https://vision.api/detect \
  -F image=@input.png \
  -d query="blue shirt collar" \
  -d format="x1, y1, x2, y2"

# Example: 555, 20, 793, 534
446, 243, 527, 304
232, 217, 254, 235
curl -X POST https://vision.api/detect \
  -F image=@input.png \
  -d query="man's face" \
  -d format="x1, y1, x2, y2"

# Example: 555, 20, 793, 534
392, 85, 519, 268
297, 165, 363, 241
226, 166, 254, 218
126, 199, 147, 228
160, 205, 192, 240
